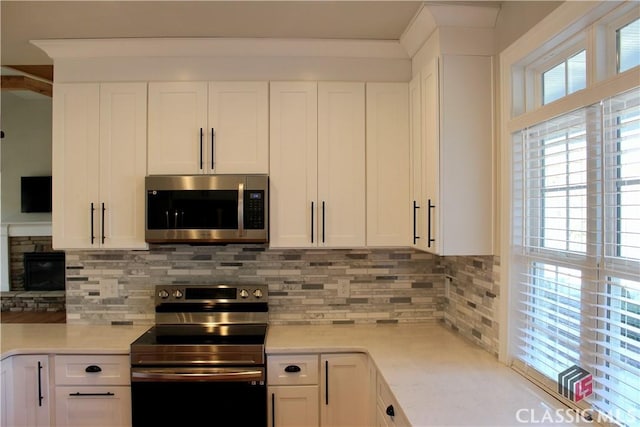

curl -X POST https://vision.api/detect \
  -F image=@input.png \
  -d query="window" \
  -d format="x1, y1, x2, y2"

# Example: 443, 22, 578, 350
617, 18, 640, 73
513, 88, 640, 426
542, 50, 586, 104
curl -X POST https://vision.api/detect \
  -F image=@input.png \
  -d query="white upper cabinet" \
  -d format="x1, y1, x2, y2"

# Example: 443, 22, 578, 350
270, 81, 365, 248
412, 55, 493, 255
317, 82, 366, 247
409, 74, 424, 248
147, 82, 208, 175
52, 82, 147, 250
208, 82, 269, 173
148, 81, 268, 175
269, 82, 318, 248
365, 83, 410, 247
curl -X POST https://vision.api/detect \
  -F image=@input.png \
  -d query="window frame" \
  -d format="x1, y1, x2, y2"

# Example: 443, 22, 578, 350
500, 1, 640, 424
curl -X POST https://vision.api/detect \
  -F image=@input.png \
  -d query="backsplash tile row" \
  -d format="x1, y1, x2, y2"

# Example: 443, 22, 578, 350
65, 245, 446, 326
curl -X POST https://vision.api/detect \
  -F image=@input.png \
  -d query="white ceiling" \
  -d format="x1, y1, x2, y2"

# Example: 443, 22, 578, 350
0, 1, 504, 66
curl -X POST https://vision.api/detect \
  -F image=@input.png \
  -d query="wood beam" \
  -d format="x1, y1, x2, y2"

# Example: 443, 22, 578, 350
5, 65, 53, 82
1, 75, 52, 97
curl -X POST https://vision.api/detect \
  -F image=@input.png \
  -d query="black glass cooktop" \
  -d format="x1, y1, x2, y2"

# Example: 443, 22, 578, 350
131, 324, 267, 346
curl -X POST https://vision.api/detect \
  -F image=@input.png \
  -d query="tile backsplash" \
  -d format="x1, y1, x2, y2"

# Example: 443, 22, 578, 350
65, 245, 446, 325
64, 244, 499, 356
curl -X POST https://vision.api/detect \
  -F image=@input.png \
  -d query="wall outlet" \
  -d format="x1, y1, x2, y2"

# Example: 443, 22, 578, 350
337, 281, 350, 298
101, 279, 118, 298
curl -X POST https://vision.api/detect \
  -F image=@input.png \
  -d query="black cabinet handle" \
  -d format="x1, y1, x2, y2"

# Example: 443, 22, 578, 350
85, 365, 102, 373
211, 128, 215, 170
101, 203, 106, 244
325, 360, 329, 405
69, 392, 115, 397
311, 201, 315, 244
90, 203, 95, 245
413, 200, 420, 244
427, 198, 435, 248
322, 201, 326, 244
37, 361, 44, 407
386, 404, 395, 417
271, 392, 275, 427
284, 365, 301, 373
199, 127, 204, 170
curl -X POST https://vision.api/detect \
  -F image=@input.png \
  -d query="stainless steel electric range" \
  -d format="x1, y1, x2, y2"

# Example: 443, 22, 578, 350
130, 284, 268, 426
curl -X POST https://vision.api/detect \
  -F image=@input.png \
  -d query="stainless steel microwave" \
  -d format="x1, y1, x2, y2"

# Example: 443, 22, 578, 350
145, 175, 268, 244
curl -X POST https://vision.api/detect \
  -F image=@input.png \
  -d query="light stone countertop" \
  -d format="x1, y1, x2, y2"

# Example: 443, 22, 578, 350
0, 323, 150, 359
266, 323, 593, 427
0, 322, 593, 426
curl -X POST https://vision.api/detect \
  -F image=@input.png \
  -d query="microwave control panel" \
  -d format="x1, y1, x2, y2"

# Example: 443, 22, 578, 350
245, 191, 265, 229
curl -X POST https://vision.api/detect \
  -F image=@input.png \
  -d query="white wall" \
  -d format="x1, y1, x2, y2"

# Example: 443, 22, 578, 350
495, 1, 562, 53
0, 92, 52, 223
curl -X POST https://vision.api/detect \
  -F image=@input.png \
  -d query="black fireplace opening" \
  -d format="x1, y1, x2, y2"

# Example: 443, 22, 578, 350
24, 252, 66, 291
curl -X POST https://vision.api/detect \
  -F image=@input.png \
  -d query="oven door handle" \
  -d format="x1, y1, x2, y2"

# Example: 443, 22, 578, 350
131, 367, 264, 383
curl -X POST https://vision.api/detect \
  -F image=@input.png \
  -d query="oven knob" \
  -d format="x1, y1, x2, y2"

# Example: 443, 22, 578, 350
252, 289, 263, 299
173, 289, 183, 299
239, 289, 249, 299
158, 290, 169, 299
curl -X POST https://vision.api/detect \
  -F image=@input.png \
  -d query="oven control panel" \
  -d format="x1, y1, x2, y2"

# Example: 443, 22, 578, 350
155, 284, 268, 303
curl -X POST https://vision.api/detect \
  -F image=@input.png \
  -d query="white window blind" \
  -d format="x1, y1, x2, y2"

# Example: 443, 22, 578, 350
512, 87, 640, 426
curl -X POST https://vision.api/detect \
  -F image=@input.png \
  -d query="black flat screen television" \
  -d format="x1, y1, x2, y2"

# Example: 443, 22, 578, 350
21, 176, 52, 213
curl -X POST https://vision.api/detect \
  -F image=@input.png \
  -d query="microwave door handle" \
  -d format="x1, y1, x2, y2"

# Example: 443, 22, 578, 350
238, 183, 244, 237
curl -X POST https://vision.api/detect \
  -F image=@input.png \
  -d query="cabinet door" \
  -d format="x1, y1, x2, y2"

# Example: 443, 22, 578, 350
269, 386, 319, 427
320, 353, 370, 427
208, 81, 269, 173
317, 82, 366, 247
420, 58, 440, 255
440, 55, 493, 256
1, 357, 11, 427
409, 74, 424, 250
99, 83, 148, 249
55, 386, 131, 427
8, 355, 51, 427
269, 82, 318, 247
52, 83, 100, 249
366, 83, 410, 246
148, 82, 207, 175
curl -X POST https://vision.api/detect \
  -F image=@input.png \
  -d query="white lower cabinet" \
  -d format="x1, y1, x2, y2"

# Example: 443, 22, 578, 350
54, 355, 131, 427
268, 354, 319, 427
320, 353, 370, 427
376, 373, 410, 427
55, 386, 131, 427
2, 355, 51, 427
269, 386, 319, 427
267, 353, 371, 427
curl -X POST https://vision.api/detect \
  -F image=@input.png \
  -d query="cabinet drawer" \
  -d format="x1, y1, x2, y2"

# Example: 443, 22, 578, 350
267, 355, 319, 385
54, 355, 130, 386
377, 375, 410, 427
55, 385, 131, 427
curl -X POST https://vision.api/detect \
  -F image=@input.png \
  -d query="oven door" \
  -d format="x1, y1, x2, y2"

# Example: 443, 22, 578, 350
131, 366, 266, 426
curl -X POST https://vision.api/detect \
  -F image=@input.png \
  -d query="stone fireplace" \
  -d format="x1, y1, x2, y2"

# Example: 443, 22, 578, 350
1, 235, 66, 312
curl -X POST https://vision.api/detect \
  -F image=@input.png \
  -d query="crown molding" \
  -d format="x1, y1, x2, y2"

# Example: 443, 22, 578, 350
31, 37, 409, 61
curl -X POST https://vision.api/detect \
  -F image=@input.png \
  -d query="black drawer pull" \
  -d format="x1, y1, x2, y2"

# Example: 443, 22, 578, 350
85, 365, 102, 373
284, 365, 301, 373
69, 392, 115, 397
386, 405, 395, 417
